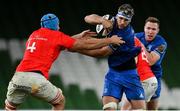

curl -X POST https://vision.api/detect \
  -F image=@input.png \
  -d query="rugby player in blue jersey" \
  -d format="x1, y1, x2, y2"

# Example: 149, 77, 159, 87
78, 4, 146, 110
135, 17, 167, 110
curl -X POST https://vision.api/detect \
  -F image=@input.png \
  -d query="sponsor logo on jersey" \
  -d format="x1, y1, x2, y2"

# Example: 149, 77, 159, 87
139, 93, 144, 98
156, 44, 166, 53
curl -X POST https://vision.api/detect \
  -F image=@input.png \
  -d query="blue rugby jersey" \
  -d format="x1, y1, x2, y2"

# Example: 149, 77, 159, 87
107, 17, 141, 70
135, 32, 167, 78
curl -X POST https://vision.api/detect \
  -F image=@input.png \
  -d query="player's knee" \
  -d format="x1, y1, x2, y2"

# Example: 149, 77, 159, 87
103, 102, 118, 110
5, 99, 17, 110
50, 89, 65, 106
57, 94, 65, 105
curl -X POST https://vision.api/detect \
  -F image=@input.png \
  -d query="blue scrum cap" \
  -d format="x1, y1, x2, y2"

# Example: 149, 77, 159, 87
116, 4, 134, 22
40, 13, 59, 30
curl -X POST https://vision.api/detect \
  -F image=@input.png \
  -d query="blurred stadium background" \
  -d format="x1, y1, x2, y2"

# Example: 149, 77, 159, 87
0, 0, 180, 110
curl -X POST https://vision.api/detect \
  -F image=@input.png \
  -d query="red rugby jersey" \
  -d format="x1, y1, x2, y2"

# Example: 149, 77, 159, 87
135, 37, 155, 81
16, 28, 75, 79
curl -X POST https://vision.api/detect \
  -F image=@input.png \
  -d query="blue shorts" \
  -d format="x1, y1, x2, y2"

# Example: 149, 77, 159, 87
151, 77, 161, 99
103, 68, 145, 101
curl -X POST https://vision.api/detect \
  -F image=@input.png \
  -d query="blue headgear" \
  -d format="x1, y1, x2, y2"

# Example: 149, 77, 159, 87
40, 13, 59, 30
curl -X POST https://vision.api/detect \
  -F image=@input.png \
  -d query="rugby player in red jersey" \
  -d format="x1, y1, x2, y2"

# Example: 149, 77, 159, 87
4, 13, 124, 110
121, 37, 158, 110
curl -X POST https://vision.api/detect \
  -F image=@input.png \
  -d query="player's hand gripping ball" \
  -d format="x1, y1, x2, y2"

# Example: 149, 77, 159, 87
96, 14, 114, 38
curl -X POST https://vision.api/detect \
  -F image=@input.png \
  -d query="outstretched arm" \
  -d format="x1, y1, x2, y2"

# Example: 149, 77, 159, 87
69, 35, 125, 51
75, 46, 112, 57
72, 29, 97, 39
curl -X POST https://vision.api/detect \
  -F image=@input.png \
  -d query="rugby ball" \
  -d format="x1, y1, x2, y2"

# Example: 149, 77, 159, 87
96, 14, 114, 37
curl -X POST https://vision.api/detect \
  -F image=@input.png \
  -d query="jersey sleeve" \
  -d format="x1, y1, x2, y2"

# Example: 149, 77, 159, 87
150, 36, 167, 57
57, 32, 76, 49
153, 43, 167, 57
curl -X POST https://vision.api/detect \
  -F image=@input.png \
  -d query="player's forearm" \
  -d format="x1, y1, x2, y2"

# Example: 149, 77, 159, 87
71, 33, 81, 39
141, 44, 158, 65
70, 38, 114, 51
144, 50, 160, 66
82, 38, 115, 49
76, 49, 104, 57
84, 14, 103, 25
76, 46, 112, 57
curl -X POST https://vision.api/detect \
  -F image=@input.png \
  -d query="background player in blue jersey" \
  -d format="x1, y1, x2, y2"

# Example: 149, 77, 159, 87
78, 4, 146, 110
135, 17, 167, 110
